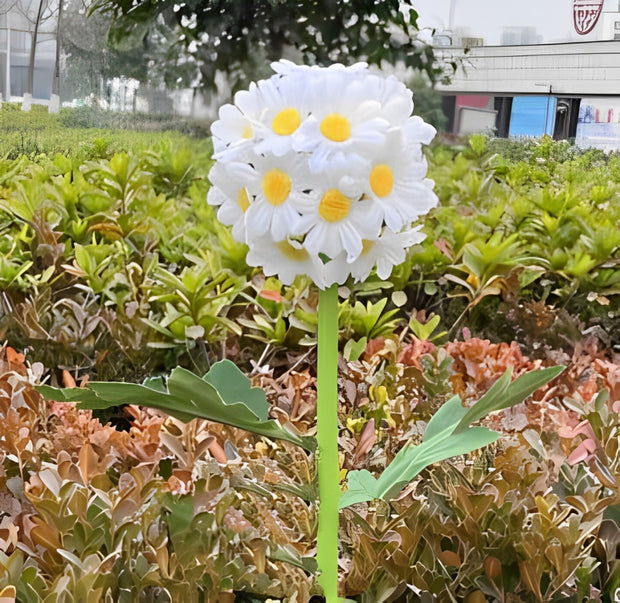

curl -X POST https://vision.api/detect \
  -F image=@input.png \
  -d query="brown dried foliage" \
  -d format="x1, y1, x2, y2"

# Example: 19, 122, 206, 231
0, 331, 618, 600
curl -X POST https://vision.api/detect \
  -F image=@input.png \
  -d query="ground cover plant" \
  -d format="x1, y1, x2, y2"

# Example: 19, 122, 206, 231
0, 129, 618, 601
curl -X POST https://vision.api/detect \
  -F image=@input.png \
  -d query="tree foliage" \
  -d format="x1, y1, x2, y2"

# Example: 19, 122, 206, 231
59, 0, 158, 100
88, 0, 440, 92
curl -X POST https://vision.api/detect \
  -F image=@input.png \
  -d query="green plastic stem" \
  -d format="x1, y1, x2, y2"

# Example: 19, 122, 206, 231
316, 283, 340, 602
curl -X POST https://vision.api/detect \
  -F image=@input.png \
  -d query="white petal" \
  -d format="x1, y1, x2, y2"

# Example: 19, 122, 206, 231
383, 205, 406, 232
340, 223, 363, 262
231, 218, 247, 243
375, 258, 395, 280
217, 202, 241, 226
405, 116, 437, 145
207, 186, 227, 207
246, 204, 272, 236
271, 206, 299, 241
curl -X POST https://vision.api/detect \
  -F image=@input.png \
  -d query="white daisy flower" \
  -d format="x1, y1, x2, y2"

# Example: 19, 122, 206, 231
211, 82, 263, 160
363, 131, 439, 232
208, 61, 438, 289
251, 75, 311, 157
292, 73, 390, 172
207, 161, 255, 242
347, 227, 427, 282
246, 235, 329, 287
297, 167, 382, 262
242, 152, 314, 242
270, 59, 369, 76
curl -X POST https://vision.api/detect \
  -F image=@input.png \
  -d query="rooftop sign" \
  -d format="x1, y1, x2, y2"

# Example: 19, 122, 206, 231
573, 0, 604, 34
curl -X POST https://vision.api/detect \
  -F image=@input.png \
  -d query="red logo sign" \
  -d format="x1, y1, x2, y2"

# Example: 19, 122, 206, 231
573, 0, 604, 35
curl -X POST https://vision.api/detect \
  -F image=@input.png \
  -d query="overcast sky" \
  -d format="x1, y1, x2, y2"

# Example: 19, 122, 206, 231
412, 0, 610, 45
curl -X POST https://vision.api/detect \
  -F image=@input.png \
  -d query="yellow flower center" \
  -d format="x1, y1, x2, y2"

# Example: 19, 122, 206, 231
242, 123, 253, 139
319, 189, 351, 222
276, 240, 309, 262
272, 107, 301, 136
369, 164, 394, 198
361, 239, 374, 255
320, 113, 351, 142
237, 188, 250, 212
262, 169, 291, 206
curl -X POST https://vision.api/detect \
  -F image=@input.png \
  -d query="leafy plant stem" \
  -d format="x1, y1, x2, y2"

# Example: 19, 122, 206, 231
276, 347, 315, 383
196, 337, 211, 370
448, 301, 472, 338
252, 343, 272, 375
316, 283, 339, 602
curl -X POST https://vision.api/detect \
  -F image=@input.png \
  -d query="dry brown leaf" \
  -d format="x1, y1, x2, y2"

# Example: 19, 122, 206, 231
0, 583, 17, 603
208, 439, 228, 464
78, 442, 102, 483
352, 419, 376, 466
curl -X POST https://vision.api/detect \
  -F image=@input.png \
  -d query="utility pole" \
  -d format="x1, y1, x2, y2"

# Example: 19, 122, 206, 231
4, 26, 10, 103
50, 0, 62, 112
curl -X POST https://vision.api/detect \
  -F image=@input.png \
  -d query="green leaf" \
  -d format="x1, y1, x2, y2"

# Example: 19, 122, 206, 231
603, 503, 620, 525
341, 366, 565, 507
409, 313, 441, 341
422, 394, 466, 441
339, 469, 380, 508
453, 365, 565, 433
162, 493, 194, 540
373, 426, 500, 501
36, 361, 314, 451
203, 359, 270, 421
343, 337, 367, 362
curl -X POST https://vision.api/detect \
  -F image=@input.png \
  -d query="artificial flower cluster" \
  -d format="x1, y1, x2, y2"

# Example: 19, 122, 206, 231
207, 60, 438, 288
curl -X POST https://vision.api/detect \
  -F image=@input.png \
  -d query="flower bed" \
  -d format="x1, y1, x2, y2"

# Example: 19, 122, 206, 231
0, 131, 618, 600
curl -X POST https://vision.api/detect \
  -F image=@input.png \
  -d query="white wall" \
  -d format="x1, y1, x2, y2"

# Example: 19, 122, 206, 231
436, 40, 620, 96
0, 2, 59, 103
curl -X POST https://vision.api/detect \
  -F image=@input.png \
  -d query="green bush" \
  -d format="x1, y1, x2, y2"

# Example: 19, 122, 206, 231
58, 106, 211, 138
0, 103, 210, 160
0, 133, 618, 379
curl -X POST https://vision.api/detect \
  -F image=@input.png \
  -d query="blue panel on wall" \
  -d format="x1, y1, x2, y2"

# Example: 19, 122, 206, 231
509, 96, 557, 137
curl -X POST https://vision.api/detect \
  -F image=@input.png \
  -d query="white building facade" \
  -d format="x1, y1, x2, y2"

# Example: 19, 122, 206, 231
427, 0, 620, 149
0, 0, 59, 110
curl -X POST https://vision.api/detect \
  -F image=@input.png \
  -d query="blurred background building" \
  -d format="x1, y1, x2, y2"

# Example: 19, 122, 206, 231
0, 0, 59, 110
2, 0, 620, 148
0, 0, 213, 116
419, 0, 620, 149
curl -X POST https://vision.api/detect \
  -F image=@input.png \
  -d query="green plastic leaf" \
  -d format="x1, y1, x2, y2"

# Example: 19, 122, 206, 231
341, 366, 565, 508
422, 394, 466, 442
37, 361, 314, 450
341, 427, 500, 508
373, 426, 500, 502
454, 365, 565, 433
339, 469, 380, 508
203, 358, 269, 421
451, 368, 512, 433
